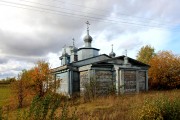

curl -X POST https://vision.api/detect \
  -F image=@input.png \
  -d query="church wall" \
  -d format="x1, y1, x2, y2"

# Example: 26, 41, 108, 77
124, 70, 136, 93
118, 68, 148, 94
78, 49, 99, 60
79, 68, 115, 96
56, 71, 69, 95
80, 70, 89, 95
93, 49, 99, 56
138, 71, 146, 91
95, 70, 114, 95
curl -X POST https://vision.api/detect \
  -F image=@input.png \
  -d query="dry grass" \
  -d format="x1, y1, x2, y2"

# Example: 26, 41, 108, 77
73, 90, 180, 120
1, 89, 180, 120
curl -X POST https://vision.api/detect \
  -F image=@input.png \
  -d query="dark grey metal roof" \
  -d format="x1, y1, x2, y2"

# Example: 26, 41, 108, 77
93, 55, 150, 67
77, 47, 100, 51
70, 54, 111, 67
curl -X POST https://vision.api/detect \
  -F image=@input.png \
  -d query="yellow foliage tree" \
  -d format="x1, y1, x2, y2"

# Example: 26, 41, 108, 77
11, 70, 32, 108
11, 60, 56, 108
31, 60, 53, 97
149, 51, 180, 89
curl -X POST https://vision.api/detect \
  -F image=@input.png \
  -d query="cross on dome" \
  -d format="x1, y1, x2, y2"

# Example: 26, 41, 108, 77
63, 44, 66, 53
84, 21, 93, 46
72, 38, 75, 46
86, 21, 90, 31
125, 49, 127, 56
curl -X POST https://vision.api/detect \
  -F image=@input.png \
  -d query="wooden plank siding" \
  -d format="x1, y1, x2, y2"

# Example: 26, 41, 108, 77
124, 70, 136, 93
139, 71, 146, 91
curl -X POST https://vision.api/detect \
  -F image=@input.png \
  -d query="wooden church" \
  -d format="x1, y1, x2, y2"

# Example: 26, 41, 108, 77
51, 21, 149, 96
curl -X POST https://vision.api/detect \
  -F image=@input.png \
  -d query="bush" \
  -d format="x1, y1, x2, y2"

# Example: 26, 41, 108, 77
28, 93, 77, 120
149, 51, 180, 89
136, 96, 180, 120
155, 97, 180, 120
0, 93, 78, 120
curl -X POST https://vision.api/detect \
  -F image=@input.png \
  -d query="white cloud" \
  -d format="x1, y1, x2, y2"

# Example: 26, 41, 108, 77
0, 60, 34, 79
0, 0, 180, 79
46, 52, 61, 68
92, 27, 171, 58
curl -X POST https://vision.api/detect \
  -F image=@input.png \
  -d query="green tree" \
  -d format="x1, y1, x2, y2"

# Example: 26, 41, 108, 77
136, 45, 155, 64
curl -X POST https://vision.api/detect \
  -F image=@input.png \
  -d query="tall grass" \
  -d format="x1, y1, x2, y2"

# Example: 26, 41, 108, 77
0, 89, 180, 120
75, 90, 180, 120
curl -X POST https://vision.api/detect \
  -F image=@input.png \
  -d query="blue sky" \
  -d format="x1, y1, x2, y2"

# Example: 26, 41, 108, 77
165, 27, 180, 55
0, 0, 180, 79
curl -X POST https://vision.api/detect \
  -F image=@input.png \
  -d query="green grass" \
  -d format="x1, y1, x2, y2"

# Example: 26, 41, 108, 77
0, 84, 11, 106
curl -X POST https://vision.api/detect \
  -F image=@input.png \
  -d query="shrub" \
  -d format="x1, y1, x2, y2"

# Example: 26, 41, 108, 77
155, 97, 180, 120
136, 96, 180, 120
137, 102, 163, 120
28, 93, 78, 120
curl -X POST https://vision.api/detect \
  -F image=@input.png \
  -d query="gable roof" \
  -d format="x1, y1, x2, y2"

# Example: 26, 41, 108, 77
51, 54, 110, 72
71, 54, 111, 67
92, 55, 150, 67
51, 55, 150, 73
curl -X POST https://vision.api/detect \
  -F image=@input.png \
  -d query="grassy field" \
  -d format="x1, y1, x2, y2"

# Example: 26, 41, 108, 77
75, 90, 180, 119
0, 84, 11, 106
0, 84, 180, 120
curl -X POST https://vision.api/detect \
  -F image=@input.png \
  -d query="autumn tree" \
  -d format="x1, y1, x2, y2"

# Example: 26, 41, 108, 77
11, 70, 31, 108
31, 60, 55, 97
31, 60, 62, 97
11, 60, 58, 108
136, 45, 155, 64
149, 51, 180, 89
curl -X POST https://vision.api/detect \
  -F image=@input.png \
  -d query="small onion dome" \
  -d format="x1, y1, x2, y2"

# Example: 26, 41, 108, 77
60, 52, 69, 60
71, 46, 78, 53
109, 44, 116, 57
60, 47, 69, 59
62, 52, 69, 56
109, 51, 116, 57
84, 34, 92, 42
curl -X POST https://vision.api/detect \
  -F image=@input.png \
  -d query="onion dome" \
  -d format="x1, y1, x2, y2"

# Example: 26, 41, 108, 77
84, 21, 93, 47
109, 44, 116, 58
59, 47, 69, 60
84, 32, 93, 42
71, 46, 78, 53
71, 38, 78, 53
109, 51, 116, 57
